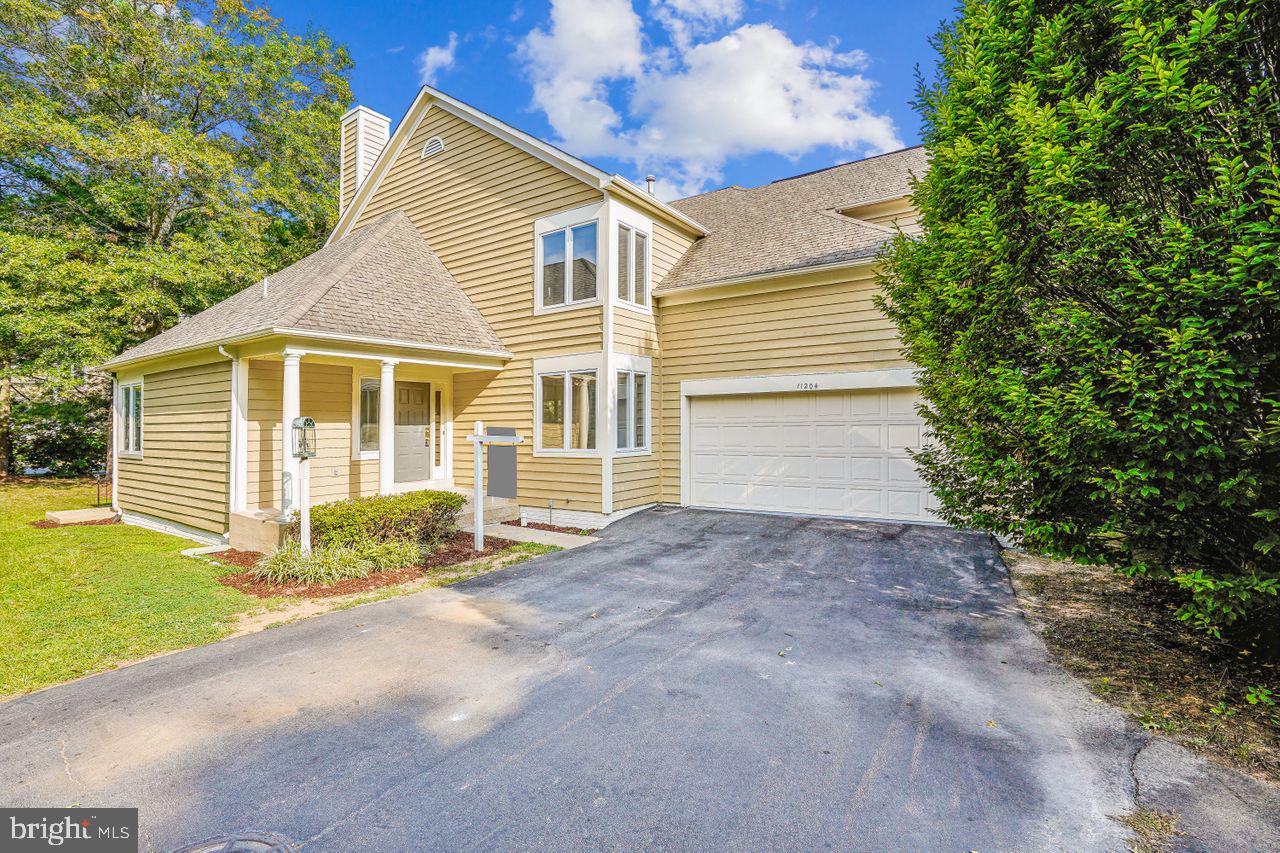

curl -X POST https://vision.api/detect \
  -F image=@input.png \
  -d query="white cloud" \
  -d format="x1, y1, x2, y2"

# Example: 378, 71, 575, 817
653, 0, 743, 50
517, 0, 645, 154
516, 0, 901, 197
418, 33, 458, 85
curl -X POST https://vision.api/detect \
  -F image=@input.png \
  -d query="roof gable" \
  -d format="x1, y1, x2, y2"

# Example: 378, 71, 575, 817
329, 86, 705, 245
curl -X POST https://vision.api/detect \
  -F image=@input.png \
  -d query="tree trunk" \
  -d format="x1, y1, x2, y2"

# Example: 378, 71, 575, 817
0, 363, 12, 477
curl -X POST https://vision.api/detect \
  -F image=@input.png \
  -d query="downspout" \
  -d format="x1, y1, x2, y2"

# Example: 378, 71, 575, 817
110, 375, 119, 514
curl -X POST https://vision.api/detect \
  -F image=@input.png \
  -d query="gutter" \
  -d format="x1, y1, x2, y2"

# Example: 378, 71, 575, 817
653, 255, 880, 299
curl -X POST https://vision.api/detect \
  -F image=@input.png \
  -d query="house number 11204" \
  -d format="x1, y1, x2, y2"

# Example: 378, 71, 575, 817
796, 382, 818, 390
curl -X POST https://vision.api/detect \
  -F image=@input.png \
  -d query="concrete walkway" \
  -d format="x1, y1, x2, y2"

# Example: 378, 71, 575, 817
463, 521, 599, 549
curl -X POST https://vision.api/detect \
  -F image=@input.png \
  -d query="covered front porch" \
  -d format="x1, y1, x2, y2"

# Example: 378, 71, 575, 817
226, 335, 506, 551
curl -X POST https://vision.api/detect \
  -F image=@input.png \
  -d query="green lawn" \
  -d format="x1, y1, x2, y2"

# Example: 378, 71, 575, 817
0, 480, 260, 698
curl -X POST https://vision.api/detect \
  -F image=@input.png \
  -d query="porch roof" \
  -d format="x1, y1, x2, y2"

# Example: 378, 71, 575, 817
104, 211, 510, 369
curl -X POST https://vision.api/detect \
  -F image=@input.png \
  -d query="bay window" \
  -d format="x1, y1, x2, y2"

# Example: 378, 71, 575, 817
119, 382, 143, 455
540, 220, 599, 308
538, 369, 598, 451
615, 370, 649, 451
616, 224, 649, 306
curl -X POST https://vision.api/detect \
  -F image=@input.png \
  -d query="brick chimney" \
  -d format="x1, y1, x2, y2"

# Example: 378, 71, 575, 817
339, 106, 391, 213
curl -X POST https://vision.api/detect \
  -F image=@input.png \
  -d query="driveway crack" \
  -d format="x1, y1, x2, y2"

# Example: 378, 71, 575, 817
24, 708, 86, 798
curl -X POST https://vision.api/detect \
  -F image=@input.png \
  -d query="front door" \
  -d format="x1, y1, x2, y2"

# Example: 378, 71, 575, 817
394, 382, 431, 483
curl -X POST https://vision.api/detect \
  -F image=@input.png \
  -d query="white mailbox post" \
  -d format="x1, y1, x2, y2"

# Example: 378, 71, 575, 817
465, 420, 524, 551
291, 417, 317, 555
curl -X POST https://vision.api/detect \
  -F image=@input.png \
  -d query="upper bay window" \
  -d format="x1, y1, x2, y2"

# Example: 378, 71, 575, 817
616, 224, 649, 307
541, 221, 599, 308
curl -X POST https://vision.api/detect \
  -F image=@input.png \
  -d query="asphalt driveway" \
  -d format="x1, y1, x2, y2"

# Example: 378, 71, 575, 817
1, 508, 1276, 851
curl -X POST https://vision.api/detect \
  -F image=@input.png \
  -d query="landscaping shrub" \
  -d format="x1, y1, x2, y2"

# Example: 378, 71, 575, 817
880, 0, 1280, 639
252, 539, 419, 585
293, 490, 464, 551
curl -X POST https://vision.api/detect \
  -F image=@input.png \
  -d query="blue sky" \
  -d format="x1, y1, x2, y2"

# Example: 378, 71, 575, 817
269, 0, 955, 198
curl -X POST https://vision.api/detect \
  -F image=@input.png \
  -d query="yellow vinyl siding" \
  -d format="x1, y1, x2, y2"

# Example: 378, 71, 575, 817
340, 119, 358, 213
651, 221, 696, 288
614, 306, 657, 356
245, 360, 378, 510
117, 360, 230, 534
654, 267, 912, 503
453, 368, 602, 513
351, 103, 606, 512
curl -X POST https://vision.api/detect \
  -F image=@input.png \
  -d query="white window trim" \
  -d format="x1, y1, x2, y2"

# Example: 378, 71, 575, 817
118, 381, 143, 458
350, 373, 381, 461
532, 352, 604, 457
534, 202, 605, 315
614, 369, 651, 455
615, 219, 652, 311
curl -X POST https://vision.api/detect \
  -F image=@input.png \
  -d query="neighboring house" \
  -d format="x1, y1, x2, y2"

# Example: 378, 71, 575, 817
101, 87, 933, 548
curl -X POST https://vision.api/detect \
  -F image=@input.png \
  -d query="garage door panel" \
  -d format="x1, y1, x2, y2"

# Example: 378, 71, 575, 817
848, 425, 882, 448
689, 389, 937, 523
886, 389, 920, 415
887, 423, 922, 450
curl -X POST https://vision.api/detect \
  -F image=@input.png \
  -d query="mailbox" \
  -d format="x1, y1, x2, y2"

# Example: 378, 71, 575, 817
292, 416, 317, 459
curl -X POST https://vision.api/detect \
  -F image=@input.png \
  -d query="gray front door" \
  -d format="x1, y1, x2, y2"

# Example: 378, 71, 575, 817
394, 382, 431, 483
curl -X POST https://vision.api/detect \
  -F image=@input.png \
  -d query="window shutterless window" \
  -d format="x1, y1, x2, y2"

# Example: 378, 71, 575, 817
119, 383, 143, 455
615, 370, 649, 451
538, 370, 598, 451
541, 221, 599, 308
359, 379, 380, 452
615, 224, 649, 306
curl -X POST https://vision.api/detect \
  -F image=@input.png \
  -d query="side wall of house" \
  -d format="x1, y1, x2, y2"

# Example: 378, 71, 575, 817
351, 103, 605, 515
245, 360, 379, 511
611, 220, 697, 511
654, 265, 913, 504
117, 359, 231, 534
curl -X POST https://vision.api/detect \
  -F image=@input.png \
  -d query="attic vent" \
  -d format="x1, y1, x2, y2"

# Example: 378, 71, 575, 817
420, 136, 445, 159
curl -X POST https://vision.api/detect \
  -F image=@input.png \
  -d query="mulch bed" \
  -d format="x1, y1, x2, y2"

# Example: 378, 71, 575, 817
216, 531, 519, 599
504, 520, 598, 536
1005, 550, 1280, 783
208, 548, 262, 568
29, 517, 119, 529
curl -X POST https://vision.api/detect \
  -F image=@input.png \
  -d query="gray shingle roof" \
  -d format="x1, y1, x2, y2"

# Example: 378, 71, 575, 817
105, 211, 508, 367
658, 146, 928, 292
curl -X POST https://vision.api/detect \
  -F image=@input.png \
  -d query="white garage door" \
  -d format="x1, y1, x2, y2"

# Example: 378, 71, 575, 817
688, 388, 939, 523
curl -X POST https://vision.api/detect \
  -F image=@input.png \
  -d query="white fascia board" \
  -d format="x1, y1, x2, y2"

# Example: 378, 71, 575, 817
613, 352, 652, 373
680, 368, 919, 398
532, 351, 606, 374
270, 328, 512, 360
607, 175, 708, 236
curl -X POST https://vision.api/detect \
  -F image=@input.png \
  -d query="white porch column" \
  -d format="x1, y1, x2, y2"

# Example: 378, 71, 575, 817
280, 352, 301, 518
378, 359, 397, 495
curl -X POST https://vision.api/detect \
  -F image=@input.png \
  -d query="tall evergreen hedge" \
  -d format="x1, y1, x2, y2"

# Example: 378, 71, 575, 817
880, 0, 1280, 636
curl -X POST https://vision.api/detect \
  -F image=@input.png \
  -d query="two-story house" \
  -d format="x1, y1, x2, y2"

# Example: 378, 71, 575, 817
101, 86, 934, 548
